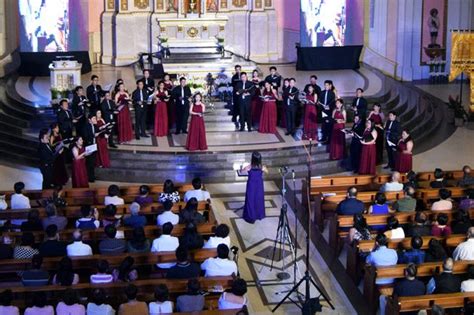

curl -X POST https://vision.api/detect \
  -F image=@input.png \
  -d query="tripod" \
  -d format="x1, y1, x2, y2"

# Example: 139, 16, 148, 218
272, 139, 335, 314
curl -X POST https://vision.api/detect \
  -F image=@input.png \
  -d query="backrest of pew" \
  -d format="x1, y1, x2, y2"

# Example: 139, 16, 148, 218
386, 292, 474, 315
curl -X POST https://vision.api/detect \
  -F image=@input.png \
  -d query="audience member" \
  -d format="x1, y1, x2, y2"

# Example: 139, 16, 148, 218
67, 229, 93, 256
404, 212, 431, 237
384, 216, 405, 239
393, 263, 426, 297
179, 198, 205, 225
148, 284, 173, 314
201, 244, 238, 277
0, 232, 13, 259
425, 239, 448, 262
431, 304, 445, 315
368, 192, 390, 215
335, 186, 365, 215
380, 171, 404, 192
461, 265, 474, 292
112, 256, 138, 282
431, 214, 452, 237
134, 185, 153, 206
184, 177, 211, 202
176, 279, 205, 312
56, 288, 86, 315
102, 204, 121, 228
20, 209, 43, 231
166, 246, 201, 279
156, 200, 179, 226
104, 184, 124, 205
204, 224, 231, 249
398, 236, 425, 264
52, 256, 79, 285
118, 284, 149, 315
75, 205, 100, 229
39, 224, 66, 257
366, 234, 398, 284
459, 165, 474, 187
451, 209, 472, 235
180, 222, 204, 250
10, 181, 30, 209
348, 213, 372, 243
151, 222, 179, 269
158, 179, 180, 203
393, 186, 417, 212
21, 254, 49, 286
123, 202, 146, 228
42, 203, 67, 231
459, 189, 474, 212
404, 171, 418, 189
13, 232, 38, 260
86, 288, 115, 315
0, 290, 19, 315
218, 278, 248, 310
127, 226, 151, 253
430, 168, 447, 188
99, 224, 127, 255
24, 292, 54, 315
453, 227, 474, 261
431, 189, 453, 211
90, 260, 114, 284
427, 257, 461, 293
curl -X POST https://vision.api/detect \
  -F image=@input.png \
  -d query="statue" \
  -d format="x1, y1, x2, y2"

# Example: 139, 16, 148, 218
207, 0, 218, 12
166, 0, 178, 12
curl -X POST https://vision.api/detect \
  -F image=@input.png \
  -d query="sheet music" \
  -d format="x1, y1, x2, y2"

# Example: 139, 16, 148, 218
387, 140, 396, 147
85, 144, 97, 155
321, 112, 328, 118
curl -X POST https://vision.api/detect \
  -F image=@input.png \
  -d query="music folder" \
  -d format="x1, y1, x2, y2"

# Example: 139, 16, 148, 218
85, 144, 98, 155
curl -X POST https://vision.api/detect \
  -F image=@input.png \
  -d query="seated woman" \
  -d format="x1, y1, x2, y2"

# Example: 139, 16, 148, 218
24, 292, 54, 315
204, 224, 231, 249
75, 205, 100, 230
112, 256, 138, 282
56, 288, 85, 315
0, 289, 19, 315
431, 188, 453, 211
176, 279, 205, 312
179, 197, 205, 225
348, 213, 372, 244
134, 185, 153, 206
424, 239, 447, 262
90, 260, 113, 284
180, 222, 204, 250
87, 288, 115, 315
158, 179, 180, 203
52, 257, 80, 286
104, 184, 124, 206
218, 278, 248, 310
149, 284, 173, 315
384, 216, 405, 240
459, 189, 474, 212
431, 213, 452, 237
451, 209, 472, 235
20, 209, 43, 232
368, 192, 390, 215
101, 204, 121, 228
127, 227, 151, 253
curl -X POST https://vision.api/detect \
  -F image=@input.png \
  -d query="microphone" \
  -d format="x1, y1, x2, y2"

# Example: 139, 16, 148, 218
292, 169, 295, 180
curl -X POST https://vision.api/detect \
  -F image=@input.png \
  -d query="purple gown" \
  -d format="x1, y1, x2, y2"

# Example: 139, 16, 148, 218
243, 168, 265, 223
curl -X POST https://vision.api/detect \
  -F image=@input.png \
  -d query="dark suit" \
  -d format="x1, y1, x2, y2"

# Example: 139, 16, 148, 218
349, 120, 364, 172
265, 75, 281, 91
319, 89, 336, 142
433, 272, 461, 293
100, 99, 116, 145
132, 88, 149, 137
141, 77, 155, 128
86, 84, 103, 111
352, 97, 368, 122
82, 122, 97, 182
57, 109, 74, 139
335, 197, 365, 215
285, 86, 299, 134
235, 80, 255, 131
384, 119, 401, 169
71, 94, 87, 137
141, 77, 155, 94
38, 143, 56, 189
303, 83, 322, 98
231, 73, 241, 124
172, 85, 192, 133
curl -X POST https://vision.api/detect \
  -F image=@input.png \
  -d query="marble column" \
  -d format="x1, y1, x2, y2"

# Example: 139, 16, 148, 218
101, 0, 117, 64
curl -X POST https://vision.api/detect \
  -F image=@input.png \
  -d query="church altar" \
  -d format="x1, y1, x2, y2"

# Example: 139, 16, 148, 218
49, 59, 82, 99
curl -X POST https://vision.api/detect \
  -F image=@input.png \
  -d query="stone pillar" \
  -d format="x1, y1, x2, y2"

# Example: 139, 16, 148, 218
226, 0, 251, 59
101, 0, 117, 64
0, 1, 6, 57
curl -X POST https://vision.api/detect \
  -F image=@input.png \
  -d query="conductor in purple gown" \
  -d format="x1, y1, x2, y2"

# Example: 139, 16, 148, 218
243, 151, 266, 223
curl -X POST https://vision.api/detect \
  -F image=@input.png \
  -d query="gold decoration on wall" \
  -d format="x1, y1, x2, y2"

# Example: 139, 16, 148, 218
255, 0, 262, 9
157, 0, 164, 10
219, 25, 225, 32
187, 27, 199, 38
135, 0, 149, 9
232, 0, 246, 8
221, 0, 227, 8
160, 26, 166, 32
178, 26, 184, 32
202, 25, 208, 32
265, 0, 272, 7
121, 0, 128, 11
107, 0, 115, 10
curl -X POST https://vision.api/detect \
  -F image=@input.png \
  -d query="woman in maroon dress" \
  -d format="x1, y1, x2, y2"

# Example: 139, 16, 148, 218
329, 99, 347, 160
153, 81, 169, 137
114, 83, 134, 144
367, 103, 385, 164
359, 120, 378, 175
395, 129, 414, 173
302, 85, 318, 141
94, 110, 110, 168
259, 81, 278, 134
251, 70, 262, 127
279, 78, 289, 128
163, 73, 175, 129
71, 137, 89, 188
50, 123, 69, 186
186, 93, 208, 151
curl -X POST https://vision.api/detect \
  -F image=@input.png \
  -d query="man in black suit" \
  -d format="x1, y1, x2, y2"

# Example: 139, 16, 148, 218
319, 80, 336, 143
82, 115, 99, 182
38, 129, 56, 189
56, 99, 74, 139
265, 66, 281, 91
141, 70, 155, 129
427, 258, 461, 294
172, 77, 192, 134
303, 75, 322, 97
132, 80, 149, 140
393, 263, 426, 297
352, 88, 368, 122
349, 115, 365, 172
235, 72, 255, 132
71, 86, 88, 137
285, 78, 299, 136
86, 75, 103, 112
231, 65, 242, 129
335, 186, 365, 215
384, 111, 401, 170
100, 91, 117, 148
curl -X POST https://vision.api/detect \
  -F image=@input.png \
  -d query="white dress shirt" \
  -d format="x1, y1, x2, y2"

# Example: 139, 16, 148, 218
67, 241, 93, 257
151, 235, 179, 268
453, 238, 474, 261
11, 193, 31, 209
431, 199, 453, 211
104, 196, 125, 206
184, 189, 211, 202
203, 236, 231, 249
157, 211, 179, 226
381, 182, 404, 192
201, 257, 238, 277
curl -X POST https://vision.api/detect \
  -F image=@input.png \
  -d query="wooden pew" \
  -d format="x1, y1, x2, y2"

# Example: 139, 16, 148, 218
386, 292, 474, 315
